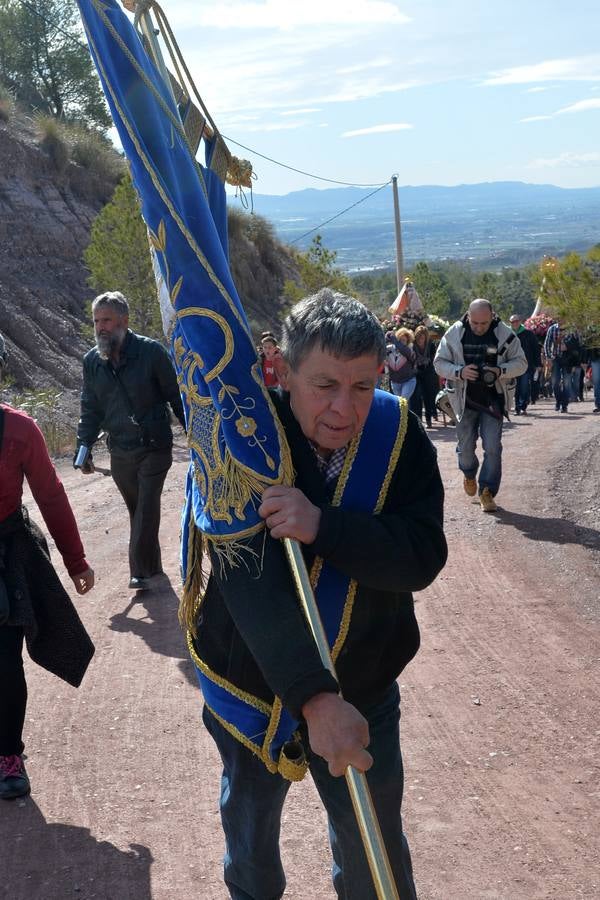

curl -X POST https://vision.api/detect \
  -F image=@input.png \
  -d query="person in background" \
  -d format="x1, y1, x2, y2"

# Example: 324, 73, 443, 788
586, 340, 600, 413
76, 291, 186, 592
509, 314, 542, 415
259, 332, 282, 389
410, 325, 439, 428
434, 299, 527, 513
0, 332, 94, 801
543, 320, 583, 414
386, 327, 416, 400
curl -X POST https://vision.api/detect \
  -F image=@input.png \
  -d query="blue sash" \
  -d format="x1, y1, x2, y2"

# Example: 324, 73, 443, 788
189, 391, 409, 779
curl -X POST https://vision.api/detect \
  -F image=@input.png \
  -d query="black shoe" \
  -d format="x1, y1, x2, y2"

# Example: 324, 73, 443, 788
555, 404, 560, 411
128, 576, 151, 591
561, 407, 568, 413
0, 755, 30, 800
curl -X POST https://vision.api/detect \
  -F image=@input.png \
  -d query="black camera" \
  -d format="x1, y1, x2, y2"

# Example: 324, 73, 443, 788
477, 346, 498, 385
477, 365, 498, 386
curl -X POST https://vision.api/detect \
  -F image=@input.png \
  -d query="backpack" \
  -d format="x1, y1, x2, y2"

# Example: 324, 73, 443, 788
386, 344, 408, 373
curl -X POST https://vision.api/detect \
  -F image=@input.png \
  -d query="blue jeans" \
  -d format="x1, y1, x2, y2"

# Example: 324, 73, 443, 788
391, 377, 416, 400
551, 360, 572, 409
592, 360, 600, 409
515, 371, 532, 412
455, 406, 503, 496
203, 683, 417, 900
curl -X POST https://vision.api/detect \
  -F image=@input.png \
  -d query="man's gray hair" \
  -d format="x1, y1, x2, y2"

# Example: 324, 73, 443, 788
92, 290, 130, 316
280, 288, 385, 370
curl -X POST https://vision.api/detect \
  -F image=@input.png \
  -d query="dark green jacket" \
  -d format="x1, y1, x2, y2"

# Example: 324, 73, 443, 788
77, 330, 185, 451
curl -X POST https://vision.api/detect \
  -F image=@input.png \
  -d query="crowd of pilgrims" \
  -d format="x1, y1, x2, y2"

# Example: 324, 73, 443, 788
257, 316, 600, 423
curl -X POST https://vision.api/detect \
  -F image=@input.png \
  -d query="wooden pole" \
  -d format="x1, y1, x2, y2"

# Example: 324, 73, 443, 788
391, 175, 404, 292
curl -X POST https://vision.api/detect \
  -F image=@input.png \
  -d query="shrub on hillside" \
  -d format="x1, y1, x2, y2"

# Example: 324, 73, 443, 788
0, 83, 15, 122
68, 124, 126, 184
36, 114, 69, 173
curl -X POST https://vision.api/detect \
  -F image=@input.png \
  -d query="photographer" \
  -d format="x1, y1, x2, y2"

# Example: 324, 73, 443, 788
434, 299, 527, 512
76, 292, 186, 591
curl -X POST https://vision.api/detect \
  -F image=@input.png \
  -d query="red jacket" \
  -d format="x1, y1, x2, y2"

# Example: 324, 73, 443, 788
0, 404, 88, 576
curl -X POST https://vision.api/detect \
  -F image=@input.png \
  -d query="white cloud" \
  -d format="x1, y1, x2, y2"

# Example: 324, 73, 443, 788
526, 87, 548, 94
484, 55, 600, 86
342, 123, 413, 137
529, 151, 600, 169
556, 98, 600, 114
279, 108, 321, 116
169, 0, 410, 29
520, 97, 600, 123
337, 57, 392, 75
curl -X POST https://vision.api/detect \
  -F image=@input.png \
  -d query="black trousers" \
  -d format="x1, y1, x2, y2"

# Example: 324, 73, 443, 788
0, 625, 26, 756
109, 445, 172, 579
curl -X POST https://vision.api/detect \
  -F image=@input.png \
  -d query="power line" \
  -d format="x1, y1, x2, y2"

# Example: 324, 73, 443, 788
15, 0, 389, 192
222, 135, 389, 188
288, 180, 391, 246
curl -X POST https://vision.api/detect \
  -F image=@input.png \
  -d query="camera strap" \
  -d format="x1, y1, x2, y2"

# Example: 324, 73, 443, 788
111, 368, 142, 428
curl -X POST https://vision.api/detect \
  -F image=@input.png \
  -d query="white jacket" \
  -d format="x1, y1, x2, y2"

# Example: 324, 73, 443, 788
434, 317, 527, 422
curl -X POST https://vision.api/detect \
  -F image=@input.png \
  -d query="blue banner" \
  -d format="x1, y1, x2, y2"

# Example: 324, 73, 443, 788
76, 0, 292, 563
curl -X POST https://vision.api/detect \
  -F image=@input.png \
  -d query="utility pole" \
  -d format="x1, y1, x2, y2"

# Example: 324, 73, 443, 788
391, 175, 404, 292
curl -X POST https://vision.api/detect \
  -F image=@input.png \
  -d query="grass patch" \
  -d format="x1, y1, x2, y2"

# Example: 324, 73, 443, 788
36, 114, 69, 173
67, 124, 126, 183
0, 83, 15, 123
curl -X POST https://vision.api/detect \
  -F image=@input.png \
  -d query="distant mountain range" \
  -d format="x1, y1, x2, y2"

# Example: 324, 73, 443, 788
241, 181, 600, 272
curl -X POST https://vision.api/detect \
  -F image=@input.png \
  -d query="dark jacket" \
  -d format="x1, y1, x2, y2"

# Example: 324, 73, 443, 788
77, 330, 185, 452
515, 326, 542, 371
0, 508, 94, 687
193, 391, 447, 719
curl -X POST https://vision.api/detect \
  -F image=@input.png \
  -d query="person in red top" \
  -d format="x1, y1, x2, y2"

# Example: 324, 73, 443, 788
259, 333, 282, 389
0, 333, 94, 800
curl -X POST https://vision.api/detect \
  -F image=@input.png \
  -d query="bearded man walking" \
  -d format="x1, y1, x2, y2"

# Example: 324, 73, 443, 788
76, 291, 185, 591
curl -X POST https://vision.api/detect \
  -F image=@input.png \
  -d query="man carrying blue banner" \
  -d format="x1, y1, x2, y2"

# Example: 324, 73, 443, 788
190, 289, 447, 900
75, 3, 447, 896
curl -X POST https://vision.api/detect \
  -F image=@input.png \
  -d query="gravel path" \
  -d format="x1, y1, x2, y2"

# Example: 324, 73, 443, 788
1, 398, 598, 900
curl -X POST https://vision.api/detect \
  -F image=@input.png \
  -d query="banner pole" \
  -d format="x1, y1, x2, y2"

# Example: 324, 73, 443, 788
283, 538, 400, 900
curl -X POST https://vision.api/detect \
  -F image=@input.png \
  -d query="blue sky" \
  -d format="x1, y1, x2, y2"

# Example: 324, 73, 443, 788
145, 0, 600, 194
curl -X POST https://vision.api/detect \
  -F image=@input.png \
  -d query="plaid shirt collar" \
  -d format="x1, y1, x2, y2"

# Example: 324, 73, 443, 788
311, 443, 347, 488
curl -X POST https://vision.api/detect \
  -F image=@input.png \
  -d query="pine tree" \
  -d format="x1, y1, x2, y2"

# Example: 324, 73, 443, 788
0, 0, 111, 131
84, 174, 162, 337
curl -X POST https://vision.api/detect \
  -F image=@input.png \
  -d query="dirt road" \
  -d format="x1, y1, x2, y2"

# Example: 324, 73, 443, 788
2, 399, 598, 900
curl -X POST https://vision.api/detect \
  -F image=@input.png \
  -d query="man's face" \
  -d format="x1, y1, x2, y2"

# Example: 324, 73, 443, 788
279, 346, 380, 455
93, 306, 128, 358
510, 318, 521, 332
468, 307, 494, 336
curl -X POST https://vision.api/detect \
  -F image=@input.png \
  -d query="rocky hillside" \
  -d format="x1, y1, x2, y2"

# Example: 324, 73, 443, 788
0, 114, 110, 392
0, 113, 297, 405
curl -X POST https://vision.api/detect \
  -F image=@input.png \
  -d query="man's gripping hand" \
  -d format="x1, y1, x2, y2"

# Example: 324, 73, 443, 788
302, 692, 373, 777
259, 485, 321, 544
